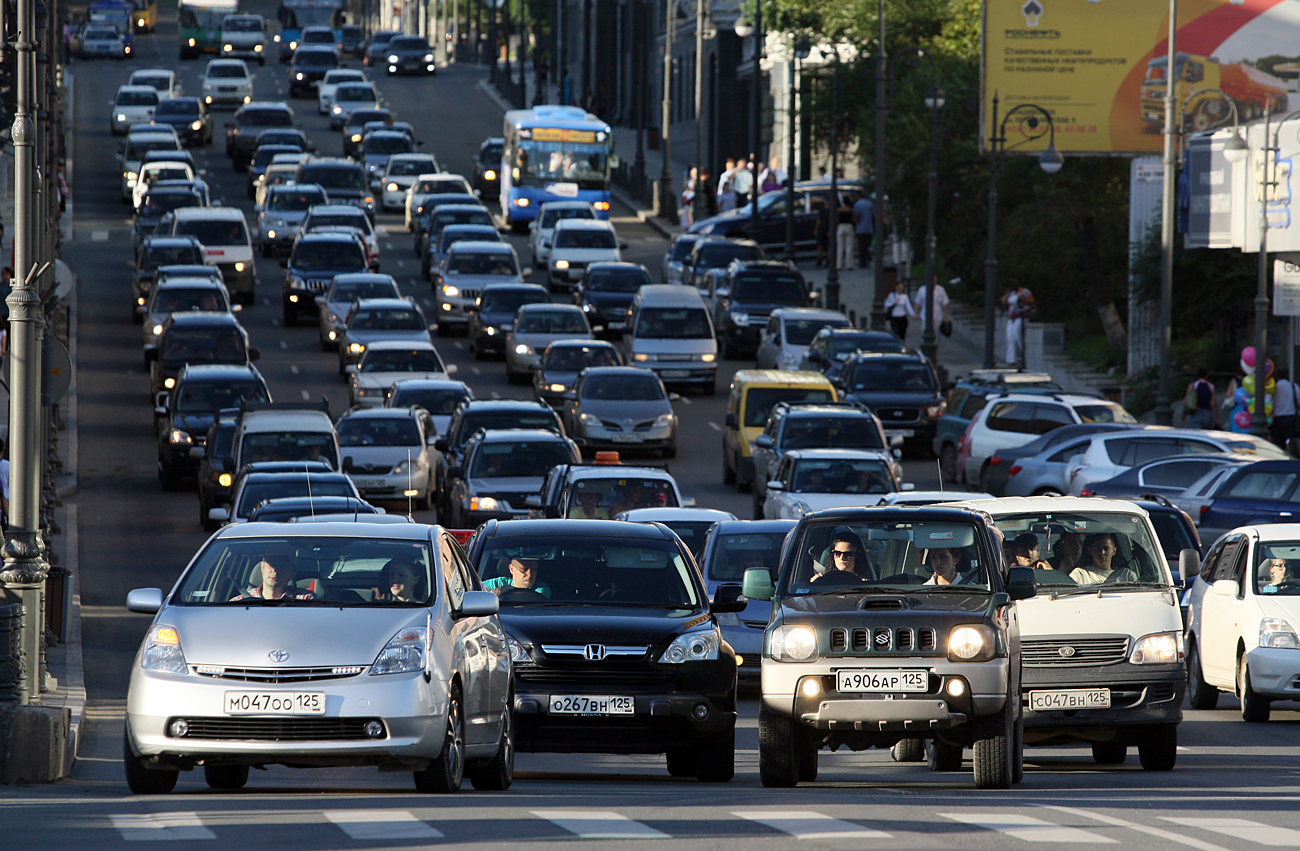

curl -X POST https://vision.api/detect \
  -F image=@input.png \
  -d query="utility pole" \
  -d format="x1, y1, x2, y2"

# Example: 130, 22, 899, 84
870, 0, 887, 329
692, 0, 709, 224
658, 0, 677, 222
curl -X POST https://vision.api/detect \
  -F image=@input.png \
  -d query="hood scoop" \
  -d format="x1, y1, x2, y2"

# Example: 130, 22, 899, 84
859, 597, 906, 611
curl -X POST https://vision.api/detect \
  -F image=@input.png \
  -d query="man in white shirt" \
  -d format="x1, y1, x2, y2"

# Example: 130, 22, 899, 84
730, 157, 753, 206
913, 278, 951, 337
1272, 368, 1297, 448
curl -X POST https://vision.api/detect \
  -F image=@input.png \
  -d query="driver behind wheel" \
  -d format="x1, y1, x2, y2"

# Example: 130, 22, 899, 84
483, 557, 553, 599
811, 527, 872, 583
1260, 557, 1294, 594
923, 547, 966, 586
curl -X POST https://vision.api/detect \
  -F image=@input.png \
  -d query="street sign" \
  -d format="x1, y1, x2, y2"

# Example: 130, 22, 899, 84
1274, 260, 1300, 316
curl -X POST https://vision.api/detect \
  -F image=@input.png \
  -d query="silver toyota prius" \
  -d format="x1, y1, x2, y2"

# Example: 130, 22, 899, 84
123, 521, 514, 794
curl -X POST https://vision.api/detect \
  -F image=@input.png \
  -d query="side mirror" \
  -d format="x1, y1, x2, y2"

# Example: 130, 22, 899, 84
1212, 578, 1240, 598
525, 495, 542, 509
207, 506, 229, 524
189, 445, 206, 459
754, 433, 773, 449
710, 583, 747, 614
892, 448, 903, 460
682, 497, 696, 507
222, 456, 235, 472
434, 439, 449, 451
901, 483, 915, 492
428, 323, 439, 333
154, 405, 168, 417
724, 412, 738, 428
368, 259, 380, 271
341, 455, 354, 473
741, 568, 775, 602
345, 364, 359, 375
522, 267, 533, 278
457, 589, 500, 618
126, 588, 164, 614
619, 242, 629, 250
766, 481, 784, 492
231, 303, 243, 312
890, 434, 905, 448
1006, 566, 1037, 601
1179, 548, 1202, 581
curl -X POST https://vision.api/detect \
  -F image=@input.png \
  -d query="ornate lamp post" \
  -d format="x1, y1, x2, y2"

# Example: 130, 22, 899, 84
734, 4, 763, 236
1253, 107, 1300, 437
822, 45, 844, 312
785, 38, 811, 260
659, 0, 678, 222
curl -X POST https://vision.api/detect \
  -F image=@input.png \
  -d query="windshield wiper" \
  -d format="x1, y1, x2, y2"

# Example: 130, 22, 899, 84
1047, 582, 1169, 600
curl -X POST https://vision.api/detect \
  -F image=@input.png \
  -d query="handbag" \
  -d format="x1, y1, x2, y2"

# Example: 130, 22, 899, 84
1183, 381, 1200, 416
939, 318, 953, 338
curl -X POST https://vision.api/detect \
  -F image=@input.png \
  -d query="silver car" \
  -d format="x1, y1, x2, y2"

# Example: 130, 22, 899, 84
256, 183, 329, 257
562, 366, 677, 457
336, 297, 436, 374
336, 406, 439, 509
347, 340, 451, 408
316, 273, 401, 351
434, 242, 524, 333
504, 303, 592, 383
123, 522, 514, 794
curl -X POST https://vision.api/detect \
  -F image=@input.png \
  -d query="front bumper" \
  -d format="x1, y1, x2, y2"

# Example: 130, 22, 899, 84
576, 423, 675, 453
260, 224, 302, 252
350, 387, 390, 408
1021, 663, 1184, 744
437, 294, 474, 325
222, 43, 266, 61
721, 323, 764, 352
205, 91, 252, 108
642, 362, 717, 387
472, 325, 511, 354
506, 349, 542, 374
382, 186, 413, 210
879, 419, 938, 447
387, 57, 436, 74
159, 435, 204, 473
216, 262, 256, 297
1245, 646, 1300, 699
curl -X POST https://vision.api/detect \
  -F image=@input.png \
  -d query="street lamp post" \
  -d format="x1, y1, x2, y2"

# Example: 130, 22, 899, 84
922, 80, 945, 366
786, 38, 810, 260
1154, 0, 1179, 424
659, 0, 678, 222
734, 3, 763, 237
825, 46, 842, 313
1253, 107, 1300, 437
870, 0, 887, 330
693, 0, 711, 225
984, 94, 1063, 370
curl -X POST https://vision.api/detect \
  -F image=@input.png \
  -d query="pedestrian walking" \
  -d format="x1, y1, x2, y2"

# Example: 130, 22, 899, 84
1271, 368, 1297, 445
1001, 285, 1035, 367
717, 158, 736, 212
913, 277, 951, 336
680, 167, 697, 228
852, 193, 875, 269
835, 194, 855, 270
884, 281, 915, 342
731, 157, 753, 207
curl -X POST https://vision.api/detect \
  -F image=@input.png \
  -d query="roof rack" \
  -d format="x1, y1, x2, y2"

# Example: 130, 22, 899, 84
239, 400, 330, 414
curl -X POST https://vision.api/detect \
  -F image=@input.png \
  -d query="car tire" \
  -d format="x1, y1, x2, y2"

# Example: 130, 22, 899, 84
891, 738, 925, 763
694, 725, 736, 783
1091, 742, 1127, 765
466, 708, 514, 791
123, 732, 179, 794
414, 684, 465, 793
1186, 641, 1220, 710
926, 738, 963, 771
203, 764, 249, 789
972, 692, 1018, 789
758, 703, 806, 788
939, 444, 958, 483
1137, 724, 1178, 771
1238, 654, 1271, 722
665, 747, 695, 777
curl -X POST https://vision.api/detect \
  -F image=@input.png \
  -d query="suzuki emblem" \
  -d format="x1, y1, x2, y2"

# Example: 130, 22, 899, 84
583, 644, 607, 661
874, 632, 890, 646
267, 649, 290, 663
1058, 645, 1076, 658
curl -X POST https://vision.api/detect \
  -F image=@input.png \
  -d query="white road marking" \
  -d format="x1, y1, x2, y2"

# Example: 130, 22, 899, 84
1041, 806, 1233, 851
300, 389, 310, 400
471, 366, 481, 375
532, 810, 667, 839
735, 811, 890, 840
92, 230, 109, 242
708, 421, 722, 432
109, 812, 215, 841
324, 810, 443, 841
279, 340, 288, 349
490, 391, 501, 399
453, 341, 464, 350
940, 813, 1113, 844
289, 365, 299, 374
1159, 818, 1300, 846
679, 396, 692, 405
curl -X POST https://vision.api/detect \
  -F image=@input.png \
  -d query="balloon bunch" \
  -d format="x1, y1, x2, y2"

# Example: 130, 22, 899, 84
1228, 347, 1275, 432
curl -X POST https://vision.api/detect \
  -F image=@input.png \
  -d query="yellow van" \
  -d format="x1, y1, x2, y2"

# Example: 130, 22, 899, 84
722, 370, 837, 490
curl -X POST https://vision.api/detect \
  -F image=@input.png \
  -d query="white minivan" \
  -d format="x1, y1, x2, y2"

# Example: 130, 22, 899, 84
623, 284, 718, 395
165, 207, 258, 305
545, 218, 624, 291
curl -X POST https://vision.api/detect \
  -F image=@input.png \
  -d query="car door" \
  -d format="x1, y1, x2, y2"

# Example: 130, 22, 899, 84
1138, 458, 1220, 496
756, 315, 780, 368
1034, 437, 1094, 495
1207, 469, 1300, 534
765, 456, 794, 519
1200, 534, 1247, 684
448, 536, 507, 741
438, 534, 490, 744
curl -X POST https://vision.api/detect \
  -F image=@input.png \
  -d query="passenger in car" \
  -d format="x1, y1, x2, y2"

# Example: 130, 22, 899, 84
1048, 532, 1085, 573
377, 558, 426, 602
812, 527, 872, 583
922, 547, 963, 585
1068, 533, 1137, 584
232, 552, 315, 600
483, 557, 552, 599
569, 489, 609, 519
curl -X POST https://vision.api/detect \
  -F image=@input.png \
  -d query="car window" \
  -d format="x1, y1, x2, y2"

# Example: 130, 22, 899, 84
985, 401, 1036, 434
1030, 403, 1075, 433
1211, 537, 1243, 582
1104, 437, 1133, 464
1147, 510, 1198, 558
337, 416, 422, 447
958, 392, 987, 420
707, 531, 786, 581
359, 348, 444, 373
1121, 438, 1180, 467
1179, 440, 1220, 455
1141, 459, 1216, 489
1223, 470, 1297, 501
1253, 542, 1300, 595
1047, 438, 1091, 464
1074, 403, 1137, 424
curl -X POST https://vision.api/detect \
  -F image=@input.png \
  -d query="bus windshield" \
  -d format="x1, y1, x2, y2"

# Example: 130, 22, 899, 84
514, 140, 608, 188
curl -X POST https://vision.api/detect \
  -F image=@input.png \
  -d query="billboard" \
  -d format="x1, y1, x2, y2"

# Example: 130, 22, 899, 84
983, 0, 1300, 155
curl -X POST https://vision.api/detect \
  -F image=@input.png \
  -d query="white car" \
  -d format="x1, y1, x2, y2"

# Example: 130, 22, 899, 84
755, 308, 850, 370
129, 68, 182, 100
760, 448, 910, 520
201, 59, 254, 109
329, 82, 383, 130
132, 159, 196, 210
404, 172, 474, 230
317, 68, 368, 114
380, 153, 439, 211
110, 85, 159, 135
1064, 428, 1288, 496
220, 13, 266, 64
1184, 522, 1300, 721
528, 200, 595, 267
546, 218, 624, 291
335, 406, 439, 509
120, 130, 182, 202
347, 341, 453, 408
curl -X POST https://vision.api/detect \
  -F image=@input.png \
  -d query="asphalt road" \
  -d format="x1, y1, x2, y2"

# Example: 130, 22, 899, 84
6, 8, 1300, 850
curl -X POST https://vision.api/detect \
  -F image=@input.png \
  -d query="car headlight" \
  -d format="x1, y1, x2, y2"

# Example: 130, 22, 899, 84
351, 133, 362, 142
948, 624, 998, 662
1259, 618, 1300, 649
332, 104, 343, 114
924, 402, 947, 420
554, 260, 570, 269
730, 311, 750, 327
506, 634, 531, 662
442, 284, 460, 298
659, 629, 720, 663
234, 262, 245, 272
423, 53, 434, 62
254, 44, 263, 52
223, 43, 232, 51
549, 383, 567, 393
370, 626, 427, 675
515, 197, 531, 207
386, 182, 399, 192
699, 353, 716, 363
141, 624, 188, 675
484, 326, 497, 336
579, 412, 602, 428
356, 386, 382, 397
633, 353, 652, 362
151, 323, 164, 336
295, 72, 304, 80
388, 54, 399, 63
125, 170, 138, 181
217, 472, 232, 487
769, 625, 818, 663
168, 428, 192, 445
1130, 631, 1185, 663
653, 413, 674, 428
348, 342, 366, 355
190, 120, 203, 131
789, 500, 813, 518
116, 112, 126, 122
288, 40, 297, 49
514, 344, 533, 355
469, 496, 499, 512
392, 459, 412, 474
484, 169, 497, 181
163, 377, 175, 389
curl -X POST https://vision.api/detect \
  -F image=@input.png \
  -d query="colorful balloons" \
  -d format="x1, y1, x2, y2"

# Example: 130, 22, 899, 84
1241, 346, 1257, 371
1244, 375, 1256, 396
1234, 409, 1253, 429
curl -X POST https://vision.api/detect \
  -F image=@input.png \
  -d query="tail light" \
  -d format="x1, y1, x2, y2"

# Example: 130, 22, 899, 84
1080, 487, 1093, 497
1200, 505, 1209, 516
1008, 465, 1022, 477
989, 456, 1001, 466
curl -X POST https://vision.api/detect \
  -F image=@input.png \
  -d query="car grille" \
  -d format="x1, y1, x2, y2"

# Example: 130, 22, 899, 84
1021, 636, 1131, 667
454, 288, 480, 302
348, 462, 394, 475
515, 656, 674, 686
193, 665, 367, 683
878, 407, 921, 424
170, 716, 383, 741
827, 626, 939, 655
304, 278, 332, 293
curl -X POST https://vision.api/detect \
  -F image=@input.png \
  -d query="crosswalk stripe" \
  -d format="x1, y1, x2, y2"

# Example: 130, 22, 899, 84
1041, 806, 1234, 851
734, 810, 891, 840
324, 810, 443, 840
1159, 817, 1300, 846
109, 812, 216, 841
531, 810, 667, 839
940, 812, 1114, 843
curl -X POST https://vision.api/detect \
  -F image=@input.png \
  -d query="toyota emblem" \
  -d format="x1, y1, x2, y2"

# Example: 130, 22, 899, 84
1058, 645, 1076, 658
583, 644, 607, 661
267, 649, 290, 663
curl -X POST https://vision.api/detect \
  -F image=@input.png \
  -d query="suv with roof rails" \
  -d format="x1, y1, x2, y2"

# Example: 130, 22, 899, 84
706, 260, 814, 359
834, 351, 945, 454
527, 461, 692, 520
224, 102, 297, 169
750, 401, 897, 507
682, 236, 764, 290
932, 370, 1064, 483
446, 428, 582, 527
295, 157, 375, 217
155, 364, 270, 490
281, 230, 372, 326
226, 401, 340, 475
798, 326, 907, 382
288, 45, 340, 97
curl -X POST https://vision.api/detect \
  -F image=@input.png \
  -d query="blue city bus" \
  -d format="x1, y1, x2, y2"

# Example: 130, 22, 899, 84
501, 105, 614, 231
274, 0, 345, 62
89, 0, 136, 48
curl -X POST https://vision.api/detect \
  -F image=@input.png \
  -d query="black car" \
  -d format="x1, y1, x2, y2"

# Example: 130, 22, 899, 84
341, 108, 394, 157
434, 400, 565, 518
224, 102, 297, 169
573, 262, 651, 338
836, 351, 944, 453
151, 312, 260, 400
447, 428, 581, 527
282, 231, 372, 325
363, 30, 401, 67
294, 157, 374, 217
384, 34, 435, 75
288, 45, 340, 97
682, 236, 764, 289
211, 466, 359, 526
413, 194, 484, 255
246, 144, 303, 198
799, 326, 907, 382
711, 260, 811, 358
466, 518, 742, 780
132, 236, 207, 323
532, 339, 623, 408
197, 412, 238, 530
134, 185, 206, 252
473, 137, 504, 200
468, 283, 550, 358
155, 364, 270, 489
339, 24, 365, 58
150, 97, 212, 146
689, 179, 865, 258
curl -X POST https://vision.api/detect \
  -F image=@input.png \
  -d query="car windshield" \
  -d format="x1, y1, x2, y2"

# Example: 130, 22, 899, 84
707, 532, 787, 581
308, 213, 372, 234
259, 132, 304, 147
670, 238, 699, 261
390, 386, 469, 415
443, 230, 499, 252
125, 138, 179, 160
555, 229, 615, 249
161, 328, 246, 363
331, 280, 397, 302
990, 511, 1170, 588
292, 241, 367, 271
780, 519, 993, 594
1254, 543, 1300, 595
782, 415, 884, 450
142, 165, 191, 184
830, 333, 905, 360
345, 110, 390, 129
480, 143, 503, 164
458, 411, 559, 444
155, 100, 200, 116
1074, 403, 1137, 424
392, 36, 430, 50
848, 361, 937, 393
582, 373, 664, 401
543, 346, 620, 371
301, 29, 334, 43
434, 211, 494, 233
152, 287, 226, 314
634, 307, 711, 338
117, 89, 159, 106
449, 252, 516, 276
304, 168, 366, 191
469, 441, 573, 478
336, 85, 377, 101
224, 18, 262, 31
388, 158, 434, 176
325, 71, 365, 85
175, 220, 247, 245
174, 381, 268, 414
360, 349, 444, 373
172, 536, 435, 606
337, 417, 421, 447
295, 51, 338, 68
207, 64, 247, 79
476, 536, 699, 607
481, 290, 544, 313
586, 269, 647, 293
789, 459, 894, 494
515, 310, 587, 334
252, 147, 294, 168
240, 433, 336, 466
743, 389, 835, 427
732, 274, 804, 303
565, 478, 679, 514
350, 309, 423, 330
140, 193, 200, 218
269, 189, 326, 211
365, 136, 414, 155
141, 244, 205, 270
85, 26, 118, 39
786, 318, 849, 346
1148, 511, 1198, 560
240, 109, 292, 127
697, 243, 761, 269
418, 178, 471, 194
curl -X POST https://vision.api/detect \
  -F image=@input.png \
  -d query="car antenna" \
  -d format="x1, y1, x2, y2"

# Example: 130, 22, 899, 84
405, 447, 415, 518
936, 459, 944, 492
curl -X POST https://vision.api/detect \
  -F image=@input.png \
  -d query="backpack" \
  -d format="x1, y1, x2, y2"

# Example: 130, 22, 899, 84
1183, 380, 1201, 416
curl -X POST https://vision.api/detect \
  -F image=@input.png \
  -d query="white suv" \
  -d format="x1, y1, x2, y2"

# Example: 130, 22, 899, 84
545, 218, 623, 292
960, 392, 1136, 489
201, 59, 254, 109
528, 200, 595, 267
1065, 429, 1287, 496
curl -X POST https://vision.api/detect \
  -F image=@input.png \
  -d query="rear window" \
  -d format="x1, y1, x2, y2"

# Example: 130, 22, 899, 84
1222, 470, 1298, 501
175, 219, 249, 246
301, 166, 366, 191
240, 108, 293, 126
633, 307, 711, 339
732, 274, 804, 304
780, 415, 884, 450
742, 388, 834, 428
117, 89, 159, 106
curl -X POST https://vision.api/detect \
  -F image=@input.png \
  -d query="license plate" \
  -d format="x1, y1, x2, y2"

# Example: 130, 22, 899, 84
836, 669, 928, 693
549, 695, 634, 715
224, 691, 325, 715
887, 429, 916, 438
660, 369, 689, 379
611, 434, 643, 443
607, 321, 626, 330
1028, 689, 1111, 711
353, 478, 387, 489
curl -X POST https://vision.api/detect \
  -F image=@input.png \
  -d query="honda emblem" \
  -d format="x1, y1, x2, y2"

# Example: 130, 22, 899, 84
583, 644, 607, 661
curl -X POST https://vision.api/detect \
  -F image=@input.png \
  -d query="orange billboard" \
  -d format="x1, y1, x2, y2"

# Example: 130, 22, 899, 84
983, 0, 1300, 154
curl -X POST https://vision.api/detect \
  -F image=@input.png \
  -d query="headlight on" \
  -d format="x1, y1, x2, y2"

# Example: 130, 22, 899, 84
295, 72, 304, 80
266, 229, 277, 239
514, 344, 533, 355
217, 472, 232, 487
442, 284, 460, 298
770, 625, 818, 663
357, 386, 381, 397
549, 383, 567, 393
348, 342, 366, 355
151, 324, 164, 336
388, 54, 399, 63
168, 428, 192, 446
234, 262, 245, 272
289, 40, 297, 49
423, 53, 434, 62
223, 43, 232, 51
141, 624, 188, 674
506, 634, 532, 662
925, 402, 947, 420
163, 377, 175, 389
653, 413, 674, 428
554, 260, 570, 270
116, 113, 127, 122
370, 626, 427, 675
332, 104, 342, 114
469, 496, 499, 512
700, 353, 716, 363
484, 169, 496, 181
1259, 618, 1300, 649
125, 170, 138, 181
948, 624, 998, 662
593, 201, 611, 211
190, 120, 203, 131
1130, 631, 1185, 663
514, 197, 530, 207
579, 412, 602, 428
387, 182, 399, 192
730, 311, 750, 327
790, 500, 813, 518
351, 133, 362, 142
254, 44, 263, 52
633, 353, 651, 362
659, 629, 720, 663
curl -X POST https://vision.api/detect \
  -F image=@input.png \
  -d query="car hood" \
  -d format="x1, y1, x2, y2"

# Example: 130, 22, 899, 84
784, 493, 888, 513
500, 605, 706, 648
392, 46, 430, 57
466, 476, 546, 497
843, 390, 940, 407
539, 369, 579, 386
1257, 595, 1300, 621
552, 248, 620, 262
727, 299, 805, 316
1018, 587, 1181, 638
165, 605, 424, 667
264, 210, 308, 224
581, 399, 671, 424
174, 412, 217, 435
777, 591, 992, 621
349, 329, 431, 346
478, 309, 520, 326
584, 291, 636, 310
357, 369, 448, 387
